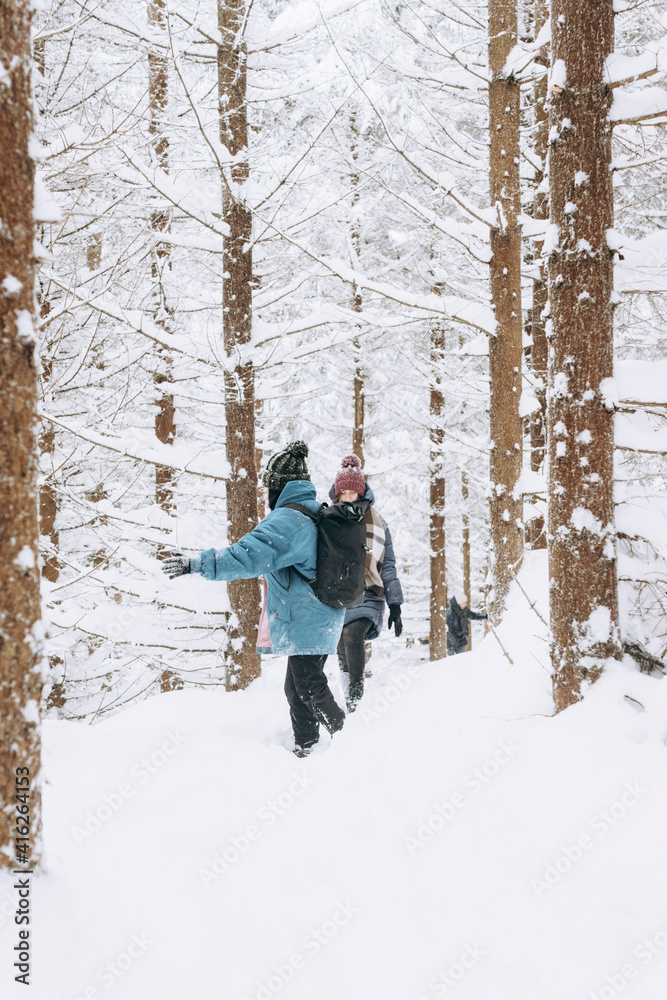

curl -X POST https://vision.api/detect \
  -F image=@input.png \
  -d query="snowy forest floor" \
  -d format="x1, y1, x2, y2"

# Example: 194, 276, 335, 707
3, 553, 667, 999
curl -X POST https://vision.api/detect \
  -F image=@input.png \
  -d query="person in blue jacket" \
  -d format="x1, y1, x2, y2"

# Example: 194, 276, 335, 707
329, 455, 404, 713
162, 441, 346, 756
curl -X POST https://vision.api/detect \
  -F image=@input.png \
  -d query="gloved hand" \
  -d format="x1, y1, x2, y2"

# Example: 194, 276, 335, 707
162, 553, 191, 579
388, 604, 403, 638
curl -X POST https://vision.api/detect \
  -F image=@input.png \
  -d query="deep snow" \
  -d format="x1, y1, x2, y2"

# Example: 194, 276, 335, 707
3, 553, 667, 1000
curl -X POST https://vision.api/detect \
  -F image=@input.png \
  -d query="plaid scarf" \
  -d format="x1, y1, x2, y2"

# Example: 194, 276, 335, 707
364, 507, 386, 594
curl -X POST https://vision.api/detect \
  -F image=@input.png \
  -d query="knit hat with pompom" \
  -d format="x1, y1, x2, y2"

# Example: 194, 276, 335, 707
262, 440, 310, 493
334, 454, 366, 498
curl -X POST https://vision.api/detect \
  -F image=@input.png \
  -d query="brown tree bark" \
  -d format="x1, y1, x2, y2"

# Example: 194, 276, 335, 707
0, 0, 43, 869
35, 31, 58, 584
547, 0, 621, 710
148, 0, 175, 513
526, 0, 549, 549
462, 471, 472, 651
218, 0, 260, 689
87, 232, 102, 271
352, 337, 364, 464
39, 347, 59, 583
429, 318, 447, 660
488, 0, 524, 623
350, 112, 365, 465
255, 398, 265, 522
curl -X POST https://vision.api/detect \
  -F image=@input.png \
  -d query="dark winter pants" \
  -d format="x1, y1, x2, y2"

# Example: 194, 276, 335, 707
284, 655, 346, 750
337, 618, 373, 708
447, 640, 466, 657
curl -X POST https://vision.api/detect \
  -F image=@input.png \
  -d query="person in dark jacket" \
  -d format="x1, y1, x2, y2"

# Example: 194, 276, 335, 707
446, 593, 487, 656
162, 441, 346, 757
329, 455, 404, 712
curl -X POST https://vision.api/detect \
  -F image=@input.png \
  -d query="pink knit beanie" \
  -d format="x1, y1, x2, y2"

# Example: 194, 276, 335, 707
334, 455, 366, 497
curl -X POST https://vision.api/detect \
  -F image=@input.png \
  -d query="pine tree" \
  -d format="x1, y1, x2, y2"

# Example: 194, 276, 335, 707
350, 111, 365, 466
218, 0, 261, 689
148, 0, 176, 514
488, 0, 524, 621
429, 286, 447, 661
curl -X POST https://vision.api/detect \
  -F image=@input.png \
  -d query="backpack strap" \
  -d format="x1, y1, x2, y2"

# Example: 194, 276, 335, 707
282, 502, 325, 521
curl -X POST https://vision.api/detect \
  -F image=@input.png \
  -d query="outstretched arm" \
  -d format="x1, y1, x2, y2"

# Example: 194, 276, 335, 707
189, 510, 309, 582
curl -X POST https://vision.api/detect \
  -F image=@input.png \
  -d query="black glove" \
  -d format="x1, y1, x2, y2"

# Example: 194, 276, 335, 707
162, 553, 191, 579
388, 605, 403, 638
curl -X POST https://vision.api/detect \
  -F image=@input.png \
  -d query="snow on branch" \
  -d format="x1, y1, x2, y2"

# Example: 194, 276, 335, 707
617, 359, 667, 407
375, 182, 491, 263
41, 273, 221, 369
119, 149, 232, 234
502, 19, 551, 83
610, 86, 667, 125
616, 411, 667, 456
605, 51, 660, 88
253, 213, 494, 334
44, 416, 230, 482
322, 58, 495, 229
614, 231, 667, 293
246, 0, 366, 53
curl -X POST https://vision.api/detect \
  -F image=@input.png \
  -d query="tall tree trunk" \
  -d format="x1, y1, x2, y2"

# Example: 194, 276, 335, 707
39, 347, 59, 583
526, 0, 548, 549
87, 233, 104, 370
87, 232, 102, 271
488, 0, 524, 622
255, 398, 265, 521
350, 112, 365, 464
547, 0, 620, 710
149, 0, 181, 695
352, 337, 364, 465
462, 471, 472, 651
218, 0, 260, 689
148, 0, 175, 513
429, 317, 447, 660
35, 32, 58, 584
0, 0, 43, 869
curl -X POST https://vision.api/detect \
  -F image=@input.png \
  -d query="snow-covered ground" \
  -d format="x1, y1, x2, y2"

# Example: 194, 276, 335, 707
3, 553, 667, 1000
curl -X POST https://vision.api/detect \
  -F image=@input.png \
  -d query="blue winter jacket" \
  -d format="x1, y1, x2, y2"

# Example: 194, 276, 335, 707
191, 480, 345, 656
329, 483, 404, 640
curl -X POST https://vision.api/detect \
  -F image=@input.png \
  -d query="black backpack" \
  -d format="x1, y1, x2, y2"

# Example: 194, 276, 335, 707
284, 502, 367, 609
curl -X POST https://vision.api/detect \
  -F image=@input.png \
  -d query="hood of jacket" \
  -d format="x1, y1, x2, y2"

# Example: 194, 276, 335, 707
275, 478, 319, 510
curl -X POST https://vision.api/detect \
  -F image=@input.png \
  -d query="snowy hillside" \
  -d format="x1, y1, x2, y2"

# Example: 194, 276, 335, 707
3, 555, 667, 1000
